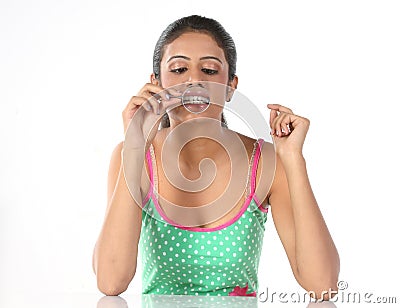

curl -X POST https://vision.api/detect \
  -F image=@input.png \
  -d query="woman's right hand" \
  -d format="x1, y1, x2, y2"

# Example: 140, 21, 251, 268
122, 83, 179, 149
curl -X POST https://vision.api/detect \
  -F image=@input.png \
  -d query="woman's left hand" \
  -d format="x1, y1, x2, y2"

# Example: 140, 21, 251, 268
267, 104, 310, 157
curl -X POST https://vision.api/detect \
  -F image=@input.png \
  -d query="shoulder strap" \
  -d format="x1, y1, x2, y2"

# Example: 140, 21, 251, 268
250, 138, 264, 196
145, 146, 154, 186
143, 144, 159, 207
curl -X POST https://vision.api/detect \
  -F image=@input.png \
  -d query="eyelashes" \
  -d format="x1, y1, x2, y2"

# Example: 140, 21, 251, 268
169, 67, 219, 75
170, 67, 187, 74
201, 68, 218, 75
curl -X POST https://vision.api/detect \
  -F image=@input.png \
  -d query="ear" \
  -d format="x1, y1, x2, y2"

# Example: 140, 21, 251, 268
150, 73, 160, 86
226, 75, 238, 102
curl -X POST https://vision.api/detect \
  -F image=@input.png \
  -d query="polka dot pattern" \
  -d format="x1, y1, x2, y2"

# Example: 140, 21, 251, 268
139, 198, 268, 296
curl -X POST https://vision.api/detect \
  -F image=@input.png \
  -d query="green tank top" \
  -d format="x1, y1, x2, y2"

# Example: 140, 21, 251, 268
139, 139, 269, 296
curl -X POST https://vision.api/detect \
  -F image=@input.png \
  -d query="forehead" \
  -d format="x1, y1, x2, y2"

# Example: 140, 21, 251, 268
162, 32, 227, 62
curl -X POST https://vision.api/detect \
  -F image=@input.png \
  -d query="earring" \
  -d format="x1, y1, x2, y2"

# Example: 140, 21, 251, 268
226, 88, 233, 102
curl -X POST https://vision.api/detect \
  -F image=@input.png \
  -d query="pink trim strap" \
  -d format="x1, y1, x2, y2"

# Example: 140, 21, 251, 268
142, 149, 154, 207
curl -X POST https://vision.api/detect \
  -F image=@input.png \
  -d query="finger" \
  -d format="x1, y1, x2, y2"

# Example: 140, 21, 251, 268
278, 113, 293, 136
272, 113, 291, 137
143, 91, 182, 115
164, 87, 182, 100
151, 87, 183, 107
142, 84, 181, 114
148, 91, 177, 115
139, 83, 168, 113
142, 92, 162, 114
267, 104, 293, 114
126, 96, 150, 112
269, 109, 278, 135
159, 96, 182, 114
138, 83, 165, 97
272, 114, 284, 137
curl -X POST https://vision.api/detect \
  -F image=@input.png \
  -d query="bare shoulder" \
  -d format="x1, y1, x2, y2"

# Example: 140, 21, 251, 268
250, 139, 275, 205
260, 140, 276, 174
235, 132, 276, 169
234, 131, 257, 155
267, 155, 289, 208
232, 132, 276, 206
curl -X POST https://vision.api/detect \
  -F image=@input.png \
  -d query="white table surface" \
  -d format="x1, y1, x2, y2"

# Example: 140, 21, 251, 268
2, 292, 392, 308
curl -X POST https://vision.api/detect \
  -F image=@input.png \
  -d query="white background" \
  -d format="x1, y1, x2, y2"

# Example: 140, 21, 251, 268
1, 0, 399, 306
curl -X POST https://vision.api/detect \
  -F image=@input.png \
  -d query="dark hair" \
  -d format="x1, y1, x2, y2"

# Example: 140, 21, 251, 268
153, 15, 237, 128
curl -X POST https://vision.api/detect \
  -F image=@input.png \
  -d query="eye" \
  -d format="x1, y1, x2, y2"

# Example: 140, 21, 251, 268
170, 67, 188, 74
202, 68, 218, 75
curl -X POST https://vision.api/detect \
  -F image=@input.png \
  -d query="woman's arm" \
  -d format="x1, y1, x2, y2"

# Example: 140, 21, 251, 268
266, 104, 340, 299
92, 82, 168, 295
92, 142, 143, 296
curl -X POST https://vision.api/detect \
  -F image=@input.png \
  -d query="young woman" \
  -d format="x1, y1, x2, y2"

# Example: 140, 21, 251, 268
93, 15, 340, 298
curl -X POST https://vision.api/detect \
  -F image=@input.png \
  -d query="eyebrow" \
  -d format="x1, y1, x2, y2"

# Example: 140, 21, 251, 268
200, 56, 223, 64
166, 55, 190, 63
166, 55, 223, 64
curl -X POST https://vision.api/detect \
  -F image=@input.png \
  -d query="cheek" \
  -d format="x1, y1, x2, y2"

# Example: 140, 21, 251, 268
160, 76, 182, 89
218, 75, 230, 85
159, 71, 183, 88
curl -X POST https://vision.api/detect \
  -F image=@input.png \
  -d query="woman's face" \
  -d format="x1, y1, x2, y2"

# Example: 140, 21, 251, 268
159, 32, 231, 87
153, 32, 237, 123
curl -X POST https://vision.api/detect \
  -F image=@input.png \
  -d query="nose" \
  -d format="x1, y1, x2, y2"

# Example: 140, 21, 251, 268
187, 70, 202, 83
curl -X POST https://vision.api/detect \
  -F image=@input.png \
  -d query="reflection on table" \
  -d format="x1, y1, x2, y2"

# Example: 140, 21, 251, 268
97, 294, 338, 308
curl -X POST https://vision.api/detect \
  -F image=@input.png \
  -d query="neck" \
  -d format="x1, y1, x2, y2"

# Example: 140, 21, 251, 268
165, 117, 227, 164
